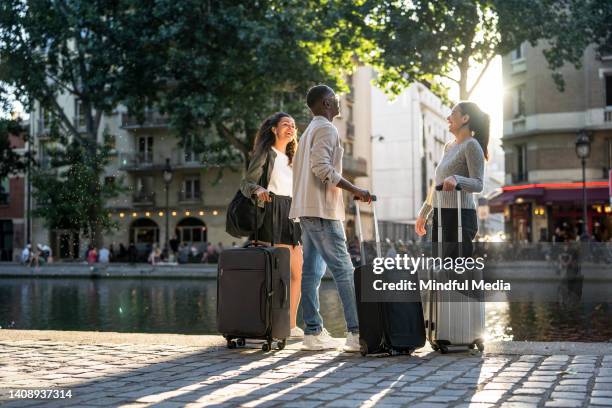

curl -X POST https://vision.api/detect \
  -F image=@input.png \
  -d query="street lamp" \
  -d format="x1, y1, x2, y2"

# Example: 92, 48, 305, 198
575, 130, 591, 240
163, 158, 173, 258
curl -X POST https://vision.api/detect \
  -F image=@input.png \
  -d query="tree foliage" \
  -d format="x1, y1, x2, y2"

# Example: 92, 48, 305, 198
31, 135, 123, 236
151, 0, 367, 166
536, 0, 612, 90
0, 118, 29, 179
360, 0, 552, 100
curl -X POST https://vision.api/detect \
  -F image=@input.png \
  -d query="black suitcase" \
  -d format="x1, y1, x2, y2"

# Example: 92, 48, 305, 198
353, 196, 426, 356
217, 194, 291, 352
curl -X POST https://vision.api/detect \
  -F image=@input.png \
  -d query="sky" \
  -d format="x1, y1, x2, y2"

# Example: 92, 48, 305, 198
446, 55, 506, 179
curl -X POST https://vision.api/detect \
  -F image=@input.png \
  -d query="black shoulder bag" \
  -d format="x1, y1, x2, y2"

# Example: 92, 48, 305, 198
225, 153, 270, 238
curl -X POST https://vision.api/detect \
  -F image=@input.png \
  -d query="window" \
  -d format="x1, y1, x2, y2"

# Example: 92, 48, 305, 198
138, 136, 154, 163
512, 43, 525, 61
0, 178, 9, 205
513, 86, 526, 118
516, 144, 528, 182
176, 217, 207, 243
104, 176, 116, 186
39, 142, 51, 169
184, 135, 199, 163
105, 134, 117, 150
39, 108, 52, 132
75, 99, 86, 130
182, 177, 201, 200
135, 176, 153, 193
606, 76, 612, 107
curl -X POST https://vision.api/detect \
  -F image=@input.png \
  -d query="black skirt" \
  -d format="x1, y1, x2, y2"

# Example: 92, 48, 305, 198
250, 195, 301, 246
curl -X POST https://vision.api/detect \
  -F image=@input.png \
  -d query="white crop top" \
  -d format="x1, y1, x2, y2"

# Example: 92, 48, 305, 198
267, 147, 293, 197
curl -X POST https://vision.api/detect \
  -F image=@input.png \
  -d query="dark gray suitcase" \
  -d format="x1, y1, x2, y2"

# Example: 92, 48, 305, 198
217, 195, 290, 352
353, 196, 426, 356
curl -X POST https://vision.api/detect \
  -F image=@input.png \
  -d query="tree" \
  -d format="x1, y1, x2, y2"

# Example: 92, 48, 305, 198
534, 0, 612, 90
31, 135, 123, 240
361, 0, 555, 100
152, 0, 367, 168
0, 0, 167, 244
0, 118, 28, 179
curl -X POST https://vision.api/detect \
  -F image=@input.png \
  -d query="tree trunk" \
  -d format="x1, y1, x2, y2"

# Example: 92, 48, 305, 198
459, 59, 470, 101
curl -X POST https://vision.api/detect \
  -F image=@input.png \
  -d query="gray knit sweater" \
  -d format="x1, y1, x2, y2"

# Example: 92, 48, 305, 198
418, 137, 485, 220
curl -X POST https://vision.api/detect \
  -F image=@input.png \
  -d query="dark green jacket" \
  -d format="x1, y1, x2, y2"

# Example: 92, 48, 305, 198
240, 148, 276, 208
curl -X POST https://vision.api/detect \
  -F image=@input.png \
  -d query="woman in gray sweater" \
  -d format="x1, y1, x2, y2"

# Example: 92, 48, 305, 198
415, 101, 489, 244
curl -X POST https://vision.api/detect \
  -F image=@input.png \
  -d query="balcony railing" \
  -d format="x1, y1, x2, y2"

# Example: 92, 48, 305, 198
132, 191, 156, 206
121, 110, 170, 129
342, 156, 368, 178
0, 192, 9, 205
178, 190, 202, 203
119, 149, 208, 172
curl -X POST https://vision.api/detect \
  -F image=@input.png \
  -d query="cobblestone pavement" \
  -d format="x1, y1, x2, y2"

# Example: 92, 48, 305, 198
0, 336, 611, 408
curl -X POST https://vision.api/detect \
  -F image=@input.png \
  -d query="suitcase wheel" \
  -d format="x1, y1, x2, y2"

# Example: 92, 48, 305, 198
439, 345, 449, 354
262, 342, 271, 352
359, 339, 368, 357
236, 338, 246, 347
477, 343, 484, 352
276, 340, 286, 350
431, 343, 439, 352
227, 339, 237, 349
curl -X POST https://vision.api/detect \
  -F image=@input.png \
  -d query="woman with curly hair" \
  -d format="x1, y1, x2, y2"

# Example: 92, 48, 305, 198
240, 112, 303, 337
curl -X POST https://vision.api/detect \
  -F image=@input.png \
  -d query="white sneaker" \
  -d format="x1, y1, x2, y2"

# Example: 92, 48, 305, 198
302, 328, 339, 351
290, 326, 304, 338
343, 332, 361, 352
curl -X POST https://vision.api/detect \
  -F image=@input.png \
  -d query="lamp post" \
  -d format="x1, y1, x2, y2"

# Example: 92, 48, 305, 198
163, 158, 173, 257
575, 130, 591, 240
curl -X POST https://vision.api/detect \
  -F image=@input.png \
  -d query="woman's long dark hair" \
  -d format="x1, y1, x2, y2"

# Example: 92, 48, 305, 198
252, 112, 297, 165
457, 101, 490, 161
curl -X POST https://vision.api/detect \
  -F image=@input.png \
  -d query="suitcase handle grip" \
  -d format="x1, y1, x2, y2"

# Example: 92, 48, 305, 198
353, 195, 377, 201
435, 184, 462, 191
252, 192, 276, 247
353, 194, 381, 262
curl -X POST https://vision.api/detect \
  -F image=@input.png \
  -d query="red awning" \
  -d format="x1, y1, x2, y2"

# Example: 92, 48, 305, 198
488, 181, 610, 213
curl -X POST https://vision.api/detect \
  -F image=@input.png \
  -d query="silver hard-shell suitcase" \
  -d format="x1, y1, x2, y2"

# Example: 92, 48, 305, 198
423, 185, 485, 353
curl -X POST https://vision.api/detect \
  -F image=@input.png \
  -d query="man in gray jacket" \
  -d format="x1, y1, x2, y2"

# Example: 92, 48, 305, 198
289, 84, 371, 351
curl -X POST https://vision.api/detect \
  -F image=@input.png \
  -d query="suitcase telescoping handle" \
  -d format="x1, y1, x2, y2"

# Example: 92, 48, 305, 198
251, 191, 275, 247
354, 195, 379, 267
434, 184, 462, 244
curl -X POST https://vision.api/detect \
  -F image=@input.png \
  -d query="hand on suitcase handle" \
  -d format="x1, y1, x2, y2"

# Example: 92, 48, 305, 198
353, 194, 377, 202
435, 184, 462, 191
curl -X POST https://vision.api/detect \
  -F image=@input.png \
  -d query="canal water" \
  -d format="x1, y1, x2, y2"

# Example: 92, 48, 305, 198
0, 278, 611, 342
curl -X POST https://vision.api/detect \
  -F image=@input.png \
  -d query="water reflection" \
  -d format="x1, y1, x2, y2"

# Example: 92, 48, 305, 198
0, 278, 610, 341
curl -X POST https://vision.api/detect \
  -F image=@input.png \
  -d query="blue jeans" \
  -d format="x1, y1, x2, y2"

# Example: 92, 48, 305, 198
299, 217, 359, 335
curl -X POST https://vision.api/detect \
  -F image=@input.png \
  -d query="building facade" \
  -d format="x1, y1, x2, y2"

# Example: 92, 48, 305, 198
0, 129, 27, 261
491, 42, 612, 242
370, 79, 452, 242
30, 104, 242, 259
